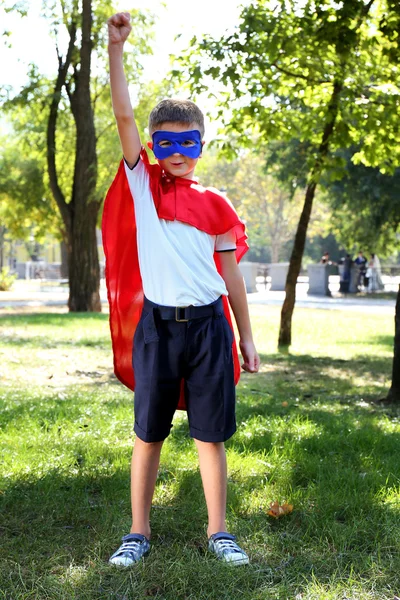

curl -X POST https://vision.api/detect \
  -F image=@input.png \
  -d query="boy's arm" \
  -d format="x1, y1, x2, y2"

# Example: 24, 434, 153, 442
219, 251, 260, 373
107, 13, 141, 167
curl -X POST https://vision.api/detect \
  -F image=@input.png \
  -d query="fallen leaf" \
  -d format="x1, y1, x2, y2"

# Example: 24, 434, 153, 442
267, 501, 293, 519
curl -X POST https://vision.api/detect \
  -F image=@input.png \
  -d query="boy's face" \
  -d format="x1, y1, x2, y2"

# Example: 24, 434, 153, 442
148, 121, 203, 180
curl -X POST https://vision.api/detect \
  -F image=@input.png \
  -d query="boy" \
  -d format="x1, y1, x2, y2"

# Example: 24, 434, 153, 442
104, 12, 260, 567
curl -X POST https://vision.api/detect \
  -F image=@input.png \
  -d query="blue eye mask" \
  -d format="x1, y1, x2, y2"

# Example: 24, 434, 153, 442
152, 130, 202, 160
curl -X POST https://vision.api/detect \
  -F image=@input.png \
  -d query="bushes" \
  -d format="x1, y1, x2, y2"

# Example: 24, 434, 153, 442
0, 266, 17, 291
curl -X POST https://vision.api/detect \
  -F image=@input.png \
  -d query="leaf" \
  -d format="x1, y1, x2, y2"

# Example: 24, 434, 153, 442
267, 501, 293, 519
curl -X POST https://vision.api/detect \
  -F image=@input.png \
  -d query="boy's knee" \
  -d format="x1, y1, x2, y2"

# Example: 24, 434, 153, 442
134, 437, 164, 450
194, 439, 225, 450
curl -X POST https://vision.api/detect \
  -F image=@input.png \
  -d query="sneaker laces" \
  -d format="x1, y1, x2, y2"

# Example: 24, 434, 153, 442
215, 538, 245, 555
114, 539, 143, 558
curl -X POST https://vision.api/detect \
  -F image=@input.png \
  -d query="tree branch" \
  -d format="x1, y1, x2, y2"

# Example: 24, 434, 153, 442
64, 77, 73, 105
270, 61, 331, 85
95, 121, 115, 142
79, 0, 93, 91
46, 20, 77, 232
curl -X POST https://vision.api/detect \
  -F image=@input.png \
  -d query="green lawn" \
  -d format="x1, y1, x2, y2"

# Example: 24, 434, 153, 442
0, 306, 399, 600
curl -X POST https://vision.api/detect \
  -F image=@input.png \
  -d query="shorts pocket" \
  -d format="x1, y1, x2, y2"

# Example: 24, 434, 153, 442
222, 316, 234, 360
142, 311, 160, 344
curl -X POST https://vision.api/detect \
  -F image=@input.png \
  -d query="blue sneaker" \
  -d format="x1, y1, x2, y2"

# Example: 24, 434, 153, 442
109, 533, 150, 566
208, 532, 249, 565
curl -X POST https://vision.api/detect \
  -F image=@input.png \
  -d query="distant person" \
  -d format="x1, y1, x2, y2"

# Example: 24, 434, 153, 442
367, 253, 384, 292
354, 251, 368, 291
339, 253, 352, 293
320, 251, 330, 264
320, 252, 336, 266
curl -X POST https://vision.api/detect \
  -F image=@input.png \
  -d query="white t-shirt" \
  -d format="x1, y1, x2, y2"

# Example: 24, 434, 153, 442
124, 159, 236, 307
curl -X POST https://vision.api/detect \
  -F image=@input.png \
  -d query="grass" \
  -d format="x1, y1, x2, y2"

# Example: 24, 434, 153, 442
0, 305, 399, 600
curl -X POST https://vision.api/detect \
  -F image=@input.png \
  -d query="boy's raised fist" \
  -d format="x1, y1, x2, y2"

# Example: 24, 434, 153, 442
107, 12, 132, 45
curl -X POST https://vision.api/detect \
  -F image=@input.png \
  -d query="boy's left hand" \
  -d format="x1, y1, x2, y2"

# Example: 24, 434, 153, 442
239, 340, 260, 373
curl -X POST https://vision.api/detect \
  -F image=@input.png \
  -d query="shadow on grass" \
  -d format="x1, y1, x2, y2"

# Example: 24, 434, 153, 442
1, 339, 399, 597
259, 350, 392, 368
226, 351, 396, 448
164, 351, 400, 594
0, 461, 278, 599
3, 380, 399, 598
340, 334, 394, 349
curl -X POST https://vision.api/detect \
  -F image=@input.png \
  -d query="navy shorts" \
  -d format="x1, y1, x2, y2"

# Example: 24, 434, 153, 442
132, 296, 236, 443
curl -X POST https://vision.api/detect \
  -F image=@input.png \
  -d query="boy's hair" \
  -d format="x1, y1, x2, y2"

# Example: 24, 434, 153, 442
149, 99, 205, 137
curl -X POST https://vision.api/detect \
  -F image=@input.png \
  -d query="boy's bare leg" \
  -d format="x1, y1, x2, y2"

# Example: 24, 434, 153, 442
130, 437, 164, 539
194, 439, 227, 537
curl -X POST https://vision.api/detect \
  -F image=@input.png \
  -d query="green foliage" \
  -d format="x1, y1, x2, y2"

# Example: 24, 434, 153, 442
264, 138, 400, 257
0, 1, 156, 228
196, 144, 333, 262
1, 0, 28, 17
303, 232, 346, 265
0, 140, 61, 250
266, 138, 311, 193
196, 148, 303, 262
324, 149, 400, 255
179, 0, 400, 174
0, 266, 17, 290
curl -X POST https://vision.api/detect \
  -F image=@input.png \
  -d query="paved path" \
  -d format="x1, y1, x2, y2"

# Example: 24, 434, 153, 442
0, 281, 396, 314
248, 284, 396, 314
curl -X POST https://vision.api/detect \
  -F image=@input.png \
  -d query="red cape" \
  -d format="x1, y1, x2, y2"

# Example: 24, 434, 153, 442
102, 151, 248, 410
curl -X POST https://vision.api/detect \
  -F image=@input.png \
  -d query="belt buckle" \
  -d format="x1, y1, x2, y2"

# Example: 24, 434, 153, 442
175, 306, 189, 322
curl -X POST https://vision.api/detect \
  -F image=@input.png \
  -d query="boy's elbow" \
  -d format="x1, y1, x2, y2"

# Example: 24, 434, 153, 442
114, 112, 134, 125
224, 270, 245, 293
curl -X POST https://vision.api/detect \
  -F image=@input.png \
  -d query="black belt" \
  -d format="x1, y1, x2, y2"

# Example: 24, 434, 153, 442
143, 296, 223, 323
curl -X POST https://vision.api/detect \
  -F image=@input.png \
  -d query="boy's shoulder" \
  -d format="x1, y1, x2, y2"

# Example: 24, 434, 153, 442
197, 184, 224, 197
191, 182, 222, 194
195, 184, 236, 210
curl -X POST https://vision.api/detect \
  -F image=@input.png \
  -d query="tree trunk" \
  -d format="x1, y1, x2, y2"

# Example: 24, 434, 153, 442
67, 201, 101, 311
277, 0, 376, 349
0, 226, 5, 269
278, 181, 317, 347
46, 0, 101, 312
67, 0, 100, 312
386, 284, 400, 403
278, 81, 343, 348
60, 240, 69, 279
271, 239, 280, 264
